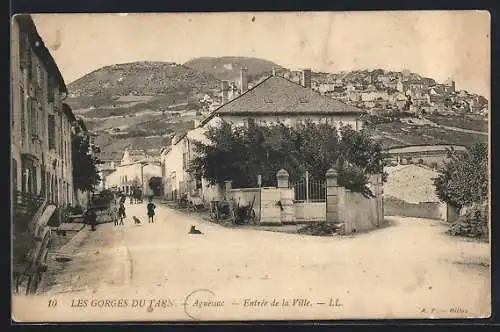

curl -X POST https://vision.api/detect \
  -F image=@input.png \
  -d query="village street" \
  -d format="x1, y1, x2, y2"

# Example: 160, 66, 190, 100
22, 201, 490, 321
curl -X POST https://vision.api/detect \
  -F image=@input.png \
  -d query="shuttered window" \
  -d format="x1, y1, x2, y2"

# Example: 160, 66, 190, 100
48, 77, 55, 102
28, 98, 39, 139
48, 115, 56, 149
19, 33, 31, 70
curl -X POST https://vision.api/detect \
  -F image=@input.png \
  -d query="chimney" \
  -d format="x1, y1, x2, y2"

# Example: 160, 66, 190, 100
240, 67, 249, 93
221, 80, 229, 104
302, 69, 312, 89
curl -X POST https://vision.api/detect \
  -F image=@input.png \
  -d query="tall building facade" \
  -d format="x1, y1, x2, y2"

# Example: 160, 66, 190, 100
11, 15, 76, 207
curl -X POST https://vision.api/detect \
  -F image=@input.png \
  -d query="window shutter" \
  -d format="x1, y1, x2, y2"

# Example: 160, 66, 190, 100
48, 77, 55, 102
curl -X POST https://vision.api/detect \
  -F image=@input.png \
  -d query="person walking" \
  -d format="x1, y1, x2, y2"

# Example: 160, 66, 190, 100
147, 197, 156, 223
118, 202, 126, 226
85, 206, 97, 231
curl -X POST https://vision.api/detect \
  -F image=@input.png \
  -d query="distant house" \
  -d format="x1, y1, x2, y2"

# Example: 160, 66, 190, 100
96, 161, 117, 191
361, 90, 389, 102
203, 69, 364, 129
386, 145, 467, 168
443, 77, 456, 94
105, 148, 162, 195
390, 92, 408, 108
318, 83, 337, 94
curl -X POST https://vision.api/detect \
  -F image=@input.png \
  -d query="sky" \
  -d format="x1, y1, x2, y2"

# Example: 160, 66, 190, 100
31, 11, 490, 98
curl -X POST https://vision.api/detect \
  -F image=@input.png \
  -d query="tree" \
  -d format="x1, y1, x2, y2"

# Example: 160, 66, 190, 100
148, 176, 163, 196
189, 120, 387, 196
433, 143, 488, 209
72, 134, 101, 192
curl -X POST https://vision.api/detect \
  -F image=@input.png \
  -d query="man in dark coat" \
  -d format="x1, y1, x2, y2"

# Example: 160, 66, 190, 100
85, 206, 97, 231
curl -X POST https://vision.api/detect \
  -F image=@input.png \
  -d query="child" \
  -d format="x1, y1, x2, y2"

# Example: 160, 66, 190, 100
147, 198, 156, 223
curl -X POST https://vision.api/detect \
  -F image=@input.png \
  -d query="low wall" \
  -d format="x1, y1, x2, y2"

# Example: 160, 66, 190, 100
339, 188, 384, 234
260, 187, 282, 225
202, 183, 223, 205
294, 202, 326, 223
384, 196, 446, 220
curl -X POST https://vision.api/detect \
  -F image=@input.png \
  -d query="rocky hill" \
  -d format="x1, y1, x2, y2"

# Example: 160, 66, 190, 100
67, 61, 220, 97
184, 56, 284, 81
66, 61, 487, 162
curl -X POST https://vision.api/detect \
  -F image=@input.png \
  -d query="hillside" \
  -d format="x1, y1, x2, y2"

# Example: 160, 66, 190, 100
67, 61, 220, 98
184, 56, 284, 81
66, 61, 488, 163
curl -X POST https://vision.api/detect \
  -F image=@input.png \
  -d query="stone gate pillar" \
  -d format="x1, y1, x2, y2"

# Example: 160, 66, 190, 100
326, 168, 340, 224
276, 169, 289, 188
276, 169, 295, 224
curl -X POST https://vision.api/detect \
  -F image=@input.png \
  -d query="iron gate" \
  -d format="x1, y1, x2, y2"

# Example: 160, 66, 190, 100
292, 171, 326, 222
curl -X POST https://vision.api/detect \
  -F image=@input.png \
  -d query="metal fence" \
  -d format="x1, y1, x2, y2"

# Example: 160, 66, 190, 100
293, 171, 326, 202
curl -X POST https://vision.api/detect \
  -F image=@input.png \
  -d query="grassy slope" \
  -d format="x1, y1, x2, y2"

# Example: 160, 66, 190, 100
183, 56, 284, 81
369, 120, 487, 149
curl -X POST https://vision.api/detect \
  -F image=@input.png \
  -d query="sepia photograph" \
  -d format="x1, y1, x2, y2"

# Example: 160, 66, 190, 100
10, 11, 490, 322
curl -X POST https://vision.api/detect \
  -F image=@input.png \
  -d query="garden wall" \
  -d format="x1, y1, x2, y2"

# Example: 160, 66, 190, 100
384, 196, 447, 220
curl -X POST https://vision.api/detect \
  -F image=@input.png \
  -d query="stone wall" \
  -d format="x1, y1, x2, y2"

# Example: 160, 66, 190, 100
326, 168, 385, 235
294, 202, 326, 223
384, 196, 447, 220
339, 188, 384, 234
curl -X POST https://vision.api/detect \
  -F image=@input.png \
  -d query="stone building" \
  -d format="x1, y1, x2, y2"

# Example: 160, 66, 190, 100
11, 14, 76, 207
161, 68, 365, 202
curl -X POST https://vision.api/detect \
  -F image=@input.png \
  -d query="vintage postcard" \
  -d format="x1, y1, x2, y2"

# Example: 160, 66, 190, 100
11, 11, 490, 322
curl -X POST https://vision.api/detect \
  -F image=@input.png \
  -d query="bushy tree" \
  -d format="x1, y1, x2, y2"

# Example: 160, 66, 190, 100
434, 143, 488, 209
148, 176, 163, 196
189, 120, 386, 196
72, 134, 101, 192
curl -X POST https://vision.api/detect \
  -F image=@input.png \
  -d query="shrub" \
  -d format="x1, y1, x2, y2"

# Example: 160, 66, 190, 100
448, 203, 488, 239
297, 222, 340, 236
417, 158, 424, 165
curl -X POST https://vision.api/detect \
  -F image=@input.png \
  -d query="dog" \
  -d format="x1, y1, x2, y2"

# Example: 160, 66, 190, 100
188, 225, 203, 234
133, 216, 142, 225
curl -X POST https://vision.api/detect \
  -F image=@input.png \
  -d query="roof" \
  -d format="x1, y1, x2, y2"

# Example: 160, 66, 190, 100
387, 144, 467, 154
201, 75, 362, 125
384, 164, 441, 203
15, 15, 67, 94
128, 149, 146, 156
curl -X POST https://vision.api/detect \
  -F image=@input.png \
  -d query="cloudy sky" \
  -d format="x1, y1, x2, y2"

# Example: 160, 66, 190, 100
31, 11, 490, 97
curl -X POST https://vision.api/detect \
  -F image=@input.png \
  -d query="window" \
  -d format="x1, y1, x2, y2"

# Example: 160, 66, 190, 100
48, 77, 55, 102
19, 33, 31, 70
48, 115, 56, 149
19, 87, 25, 130
12, 158, 18, 193
59, 117, 63, 157
182, 152, 188, 170
36, 63, 43, 88
28, 98, 38, 138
